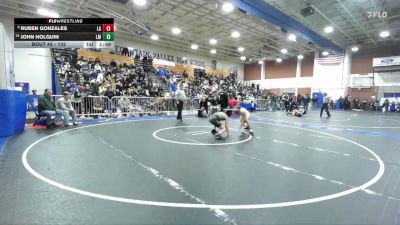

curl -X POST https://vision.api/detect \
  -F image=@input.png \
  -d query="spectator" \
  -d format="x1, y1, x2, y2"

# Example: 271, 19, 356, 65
110, 58, 117, 68
383, 98, 389, 112
320, 93, 331, 118
303, 94, 310, 111
198, 96, 209, 117
73, 86, 83, 114
38, 89, 62, 128
56, 91, 78, 126
339, 96, 344, 110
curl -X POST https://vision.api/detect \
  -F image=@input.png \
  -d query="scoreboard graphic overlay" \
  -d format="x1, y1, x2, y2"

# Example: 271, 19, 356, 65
14, 18, 114, 48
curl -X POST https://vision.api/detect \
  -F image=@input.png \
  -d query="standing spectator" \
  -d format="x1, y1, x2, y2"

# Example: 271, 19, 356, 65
339, 96, 344, 110
312, 95, 317, 109
170, 81, 177, 93
38, 89, 63, 128
176, 83, 186, 122
271, 93, 277, 111
73, 86, 83, 115
303, 94, 310, 111
56, 91, 78, 126
344, 95, 351, 110
182, 70, 189, 82
320, 93, 331, 118
219, 92, 229, 112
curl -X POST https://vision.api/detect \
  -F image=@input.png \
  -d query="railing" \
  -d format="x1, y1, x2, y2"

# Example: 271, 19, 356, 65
28, 95, 270, 118
254, 99, 271, 111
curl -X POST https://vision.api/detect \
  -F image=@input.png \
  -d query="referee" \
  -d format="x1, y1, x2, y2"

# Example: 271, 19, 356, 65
176, 83, 186, 122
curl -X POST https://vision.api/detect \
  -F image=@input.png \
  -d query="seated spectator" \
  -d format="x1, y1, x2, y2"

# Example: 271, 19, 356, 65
118, 95, 131, 115
198, 96, 209, 117
38, 89, 63, 128
56, 91, 78, 126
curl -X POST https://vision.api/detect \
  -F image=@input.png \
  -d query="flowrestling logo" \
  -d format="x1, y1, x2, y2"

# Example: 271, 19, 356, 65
367, 11, 388, 18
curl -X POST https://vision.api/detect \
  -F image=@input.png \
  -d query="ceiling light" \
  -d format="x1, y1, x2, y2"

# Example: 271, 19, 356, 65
42, 0, 54, 2
249, 58, 253, 62
240, 56, 246, 61
133, 0, 146, 6
37, 8, 59, 18
222, 2, 234, 13
322, 51, 329, 56
150, 34, 159, 40
172, 27, 181, 35
210, 49, 216, 54
276, 58, 282, 63
258, 60, 263, 64
351, 46, 359, 52
182, 57, 187, 60
379, 31, 390, 38
297, 55, 304, 59
231, 30, 240, 38
209, 39, 217, 45
237, 47, 244, 52
191, 44, 198, 50
288, 34, 296, 41
280, 48, 288, 54
324, 26, 334, 33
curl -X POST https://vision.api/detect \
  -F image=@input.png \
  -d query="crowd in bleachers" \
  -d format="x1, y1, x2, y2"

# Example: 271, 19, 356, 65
34, 50, 398, 127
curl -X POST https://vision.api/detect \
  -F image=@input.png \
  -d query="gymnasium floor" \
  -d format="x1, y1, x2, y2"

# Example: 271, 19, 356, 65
0, 110, 400, 225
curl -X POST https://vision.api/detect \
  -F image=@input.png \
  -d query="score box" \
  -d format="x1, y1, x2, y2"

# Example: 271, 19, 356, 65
102, 24, 114, 32
102, 32, 114, 41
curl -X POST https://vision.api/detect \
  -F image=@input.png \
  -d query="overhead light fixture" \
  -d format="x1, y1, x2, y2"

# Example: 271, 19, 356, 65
258, 60, 263, 64
42, 0, 55, 2
150, 34, 159, 40
191, 44, 198, 50
322, 51, 329, 56
231, 30, 240, 38
222, 2, 234, 13
172, 27, 181, 35
379, 31, 390, 38
280, 48, 288, 54
249, 58, 253, 62
209, 39, 217, 45
210, 49, 216, 54
351, 46, 359, 52
288, 34, 296, 42
276, 58, 282, 63
37, 8, 59, 18
237, 47, 244, 52
297, 55, 304, 59
182, 57, 187, 60
133, 0, 146, 6
240, 56, 246, 61
324, 26, 334, 33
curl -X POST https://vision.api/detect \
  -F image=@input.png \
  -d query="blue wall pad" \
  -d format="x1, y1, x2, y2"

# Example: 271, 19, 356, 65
0, 90, 27, 137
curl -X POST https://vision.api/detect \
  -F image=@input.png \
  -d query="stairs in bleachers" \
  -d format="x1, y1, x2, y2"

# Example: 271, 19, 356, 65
148, 72, 168, 93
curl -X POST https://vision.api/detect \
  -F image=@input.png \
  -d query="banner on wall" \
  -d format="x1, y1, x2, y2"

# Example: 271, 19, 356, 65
373, 56, 400, 67
14, 82, 29, 94
115, 46, 205, 68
